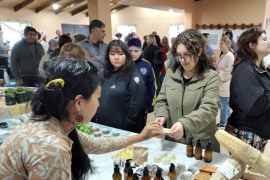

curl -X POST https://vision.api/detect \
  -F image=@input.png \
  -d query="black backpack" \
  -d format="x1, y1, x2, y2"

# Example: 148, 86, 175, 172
152, 49, 163, 66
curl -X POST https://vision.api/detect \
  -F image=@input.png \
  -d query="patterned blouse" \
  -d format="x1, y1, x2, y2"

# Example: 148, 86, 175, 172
0, 118, 128, 179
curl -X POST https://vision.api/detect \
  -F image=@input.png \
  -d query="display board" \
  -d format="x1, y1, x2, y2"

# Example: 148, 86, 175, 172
200, 29, 244, 50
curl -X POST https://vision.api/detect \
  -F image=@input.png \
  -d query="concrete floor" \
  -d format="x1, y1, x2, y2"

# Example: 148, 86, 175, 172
147, 111, 270, 158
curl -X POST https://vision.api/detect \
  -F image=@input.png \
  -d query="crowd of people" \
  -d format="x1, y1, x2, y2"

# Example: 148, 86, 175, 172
0, 18, 270, 179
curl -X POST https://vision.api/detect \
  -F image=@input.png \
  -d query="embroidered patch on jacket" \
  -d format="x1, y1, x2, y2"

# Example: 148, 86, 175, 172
134, 77, 139, 84
110, 85, 116, 89
140, 68, 147, 75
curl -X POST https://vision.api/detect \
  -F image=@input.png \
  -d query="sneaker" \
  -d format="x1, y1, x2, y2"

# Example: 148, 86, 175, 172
217, 123, 226, 127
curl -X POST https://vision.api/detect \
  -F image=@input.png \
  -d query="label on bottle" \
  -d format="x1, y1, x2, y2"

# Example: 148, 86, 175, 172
217, 161, 239, 179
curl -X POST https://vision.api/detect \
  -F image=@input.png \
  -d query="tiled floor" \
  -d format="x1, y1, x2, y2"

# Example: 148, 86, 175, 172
147, 112, 270, 158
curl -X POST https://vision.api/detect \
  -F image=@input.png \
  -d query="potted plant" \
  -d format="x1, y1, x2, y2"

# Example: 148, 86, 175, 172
16, 88, 26, 103
24, 88, 34, 101
5, 92, 16, 105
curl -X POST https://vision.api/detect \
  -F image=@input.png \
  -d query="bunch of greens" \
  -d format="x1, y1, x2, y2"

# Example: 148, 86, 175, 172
76, 124, 93, 135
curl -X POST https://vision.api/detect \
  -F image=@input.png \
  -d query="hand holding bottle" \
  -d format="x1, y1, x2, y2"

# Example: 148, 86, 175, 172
154, 116, 166, 126
169, 122, 184, 140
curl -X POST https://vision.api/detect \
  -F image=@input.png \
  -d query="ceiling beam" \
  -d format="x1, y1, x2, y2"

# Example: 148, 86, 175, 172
111, 5, 128, 13
55, 0, 85, 14
35, 0, 60, 13
14, 0, 35, 12
71, 4, 87, 16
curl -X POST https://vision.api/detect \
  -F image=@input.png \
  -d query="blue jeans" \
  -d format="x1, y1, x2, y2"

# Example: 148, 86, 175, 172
220, 97, 230, 125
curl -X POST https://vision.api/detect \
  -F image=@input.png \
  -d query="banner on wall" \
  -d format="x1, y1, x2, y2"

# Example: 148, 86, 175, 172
200, 29, 244, 50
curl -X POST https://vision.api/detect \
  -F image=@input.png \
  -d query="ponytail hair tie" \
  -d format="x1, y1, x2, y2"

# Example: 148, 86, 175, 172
46, 78, 65, 89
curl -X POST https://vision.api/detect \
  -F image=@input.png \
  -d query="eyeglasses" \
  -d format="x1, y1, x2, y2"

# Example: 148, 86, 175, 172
175, 53, 192, 62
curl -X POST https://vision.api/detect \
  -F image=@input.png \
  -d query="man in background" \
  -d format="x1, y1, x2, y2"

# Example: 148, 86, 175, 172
224, 29, 238, 53
55, 30, 62, 40
202, 33, 216, 62
11, 26, 44, 86
78, 19, 107, 74
0, 27, 9, 71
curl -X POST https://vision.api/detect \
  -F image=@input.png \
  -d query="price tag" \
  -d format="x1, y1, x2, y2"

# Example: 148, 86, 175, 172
217, 161, 240, 179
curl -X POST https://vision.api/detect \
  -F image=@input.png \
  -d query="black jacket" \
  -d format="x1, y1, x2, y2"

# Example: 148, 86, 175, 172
95, 68, 146, 133
143, 44, 160, 67
228, 61, 270, 139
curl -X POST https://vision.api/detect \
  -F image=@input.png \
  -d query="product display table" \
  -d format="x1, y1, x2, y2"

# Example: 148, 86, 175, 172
0, 115, 229, 179
0, 87, 34, 116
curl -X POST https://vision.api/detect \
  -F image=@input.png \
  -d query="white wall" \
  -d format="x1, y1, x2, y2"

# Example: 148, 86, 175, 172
0, 6, 185, 43
111, 6, 185, 40
0, 7, 89, 40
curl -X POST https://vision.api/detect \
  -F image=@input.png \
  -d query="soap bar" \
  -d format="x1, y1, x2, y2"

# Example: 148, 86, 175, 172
162, 128, 170, 134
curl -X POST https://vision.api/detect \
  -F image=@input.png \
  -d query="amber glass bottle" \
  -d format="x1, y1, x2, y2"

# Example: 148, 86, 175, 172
123, 159, 132, 179
195, 140, 202, 160
126, 167, 134, 180
204, 142, 213, 163
142, 167, 151, 180
186, 138, 194, 157
154, 168, 164, 180
167, 163, 177, 180
112, 164, 122, 180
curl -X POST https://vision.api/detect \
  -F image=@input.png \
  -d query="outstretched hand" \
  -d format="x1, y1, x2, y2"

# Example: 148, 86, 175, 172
168, 122, 184, 140
139, 121, 163, 140
154, 117, 166, 126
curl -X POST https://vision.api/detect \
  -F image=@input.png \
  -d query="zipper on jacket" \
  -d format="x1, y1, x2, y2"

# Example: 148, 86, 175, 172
181, 84, 186, 117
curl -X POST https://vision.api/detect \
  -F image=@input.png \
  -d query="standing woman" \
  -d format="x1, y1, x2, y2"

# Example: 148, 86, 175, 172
216, 37, 234, 127
225, 27, 270, 152
154, 29, 220, 152
143, 34, 161, 88
95, 40, 147, 133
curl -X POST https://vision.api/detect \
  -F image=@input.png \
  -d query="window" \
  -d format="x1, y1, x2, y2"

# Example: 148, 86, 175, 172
116, 25, 136, 40
168, 24, 184, 46
0, 20, 31, 49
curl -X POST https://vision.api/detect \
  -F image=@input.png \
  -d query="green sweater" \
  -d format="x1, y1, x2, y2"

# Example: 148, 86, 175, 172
11, 39, 44, 80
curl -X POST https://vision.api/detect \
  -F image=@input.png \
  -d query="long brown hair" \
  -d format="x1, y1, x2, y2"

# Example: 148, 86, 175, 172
171, 29, 215, 80
233, 27, 265, 71
59, 42, 87, 61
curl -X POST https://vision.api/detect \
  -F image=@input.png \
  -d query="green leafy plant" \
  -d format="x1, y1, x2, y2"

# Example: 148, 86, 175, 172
5, 92, 15, 97
24, 88, 33, 93
5, 88, 16, 94
16, 88, 26, 94
76, 124, 93, 135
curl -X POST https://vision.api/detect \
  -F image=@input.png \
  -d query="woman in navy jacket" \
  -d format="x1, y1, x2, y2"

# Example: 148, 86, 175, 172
225, 27, 270, 152
94, 40, 146, 133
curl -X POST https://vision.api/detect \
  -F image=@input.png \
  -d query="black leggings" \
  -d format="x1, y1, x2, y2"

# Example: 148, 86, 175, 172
0, 57, 8, 70
21, 76, 39, 87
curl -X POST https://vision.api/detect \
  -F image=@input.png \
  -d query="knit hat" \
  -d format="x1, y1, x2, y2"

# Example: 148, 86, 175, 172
127, 38, 141, 48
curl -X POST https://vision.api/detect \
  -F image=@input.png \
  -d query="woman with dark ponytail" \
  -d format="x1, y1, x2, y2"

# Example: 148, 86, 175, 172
154, 29, 220, 152
0, 58, 163, 180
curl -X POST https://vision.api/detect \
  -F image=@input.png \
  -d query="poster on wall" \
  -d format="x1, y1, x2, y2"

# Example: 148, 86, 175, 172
232, 30, 244, 43
200, 29, 244, 50
200, 30, 223, 50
